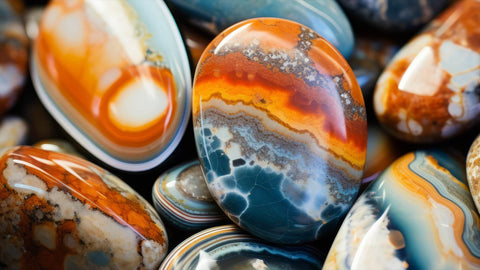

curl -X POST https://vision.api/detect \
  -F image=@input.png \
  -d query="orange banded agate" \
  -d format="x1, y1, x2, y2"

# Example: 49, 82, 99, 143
192, 18, 367, 244
33, 0, 191, 171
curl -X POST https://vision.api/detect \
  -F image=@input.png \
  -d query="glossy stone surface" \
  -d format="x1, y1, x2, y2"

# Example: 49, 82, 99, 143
0, 0, 28, 116
152, 160, 226, 231
193, 18, 367, 244
337, 0, 449, 32
0, 116, 27, 150
362, 123, 404, 184
467, 134, 480, 214
160, 225, 323, 269
167, 0, 354, 58
33, 139, 82, 157
324, 150, 480, 269
374, 0, 480, 143
32, 0, 191, 171
0, 146, 168, 269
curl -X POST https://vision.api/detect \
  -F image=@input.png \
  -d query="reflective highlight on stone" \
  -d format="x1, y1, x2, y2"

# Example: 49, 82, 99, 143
337, 0, 449, 32
0, 116, 27, 150
0, 146, 168, 269
166, 0, 354, 58
159, 225, 323, 269
152, 160, 226, 231
32, 0, 191, 171
33, 139, 82, 157
193, 18, 367, 244
374, 0, 480, 142
324, 150, 480, 269
0, 0, 28, 115
467, 134, 480, 214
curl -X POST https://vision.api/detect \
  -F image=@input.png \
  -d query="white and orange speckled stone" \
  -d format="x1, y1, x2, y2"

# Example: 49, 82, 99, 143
0, 146, 168, 269
467, 134, 480, 214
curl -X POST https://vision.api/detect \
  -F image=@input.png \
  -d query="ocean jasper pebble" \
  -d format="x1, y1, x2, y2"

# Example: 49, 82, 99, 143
324, 150, 480, 269
32, 0, 191, 171
374, 0, 480, 143
193, 18, 367, 244
166, 0, 354, 58
0, 146, 168, 269
337, 0, 448, 32
159, 225, 324, 269
0, 0, 28, 115
467, 134, 480, 213
152, 160, 226, 231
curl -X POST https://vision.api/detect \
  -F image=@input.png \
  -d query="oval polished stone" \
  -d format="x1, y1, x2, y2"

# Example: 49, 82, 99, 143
192, 18, 367, 244
160, 225, 324, 269
0, 0, 28, 116
32, 0, 191, 171
324, 150, 480, 269
166, 0, 354, 58
374, 0, 480, 143
337, 0, 449, 32
0, 146, 168, 269
152, 160, 226, 231
467, 134, 480, 214
0, 116, 28, 150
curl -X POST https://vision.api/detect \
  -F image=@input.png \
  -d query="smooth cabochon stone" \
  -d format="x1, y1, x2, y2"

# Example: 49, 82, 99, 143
324, 150, 480, 269
192, 18, 367, 244
374, 0, 480, 143
467, 134, 480, 214
0, 116, 27, 150
337, 0, 449, 32
160, 225, 324, 269
152, 160, 227, 231
0, 146, 168, 269
166, 0, 354, 58
32, 0, 191, 171
0, 0, 28, 115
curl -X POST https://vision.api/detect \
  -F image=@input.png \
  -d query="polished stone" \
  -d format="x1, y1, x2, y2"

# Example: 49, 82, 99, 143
160, 225, 323, 269
467, 134, 480, 214
152, 160, 226, 231
374, 0, 480, 143
337, 0, 449, 32
0, 0, 28, 116
192, 18, 367, 244
0, 146, 168, 269
166, 0, 354, 58
324, 150, 480, 269
32, 0, 191, 171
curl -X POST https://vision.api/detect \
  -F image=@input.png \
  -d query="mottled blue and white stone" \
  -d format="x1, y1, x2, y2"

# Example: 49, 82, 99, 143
324, 150, 480, 269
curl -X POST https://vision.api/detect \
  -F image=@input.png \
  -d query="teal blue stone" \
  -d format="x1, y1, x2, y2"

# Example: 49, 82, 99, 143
87, 251, 110, 267
337, 0, 449, 32
166, 0, 354, 58
324, 150, 480, 269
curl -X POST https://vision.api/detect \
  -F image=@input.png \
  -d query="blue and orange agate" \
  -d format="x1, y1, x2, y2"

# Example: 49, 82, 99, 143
325, 150, 480, 269
192, 18, 367, 244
